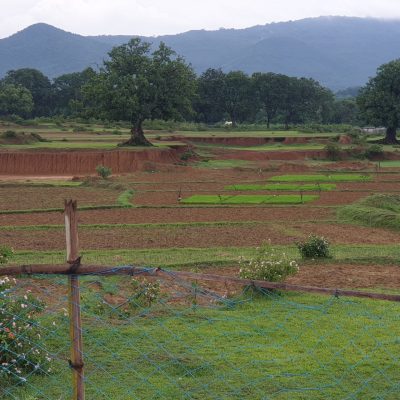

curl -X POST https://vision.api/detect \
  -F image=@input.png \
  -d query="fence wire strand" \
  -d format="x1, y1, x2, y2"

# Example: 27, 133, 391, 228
1, 267, 399, 399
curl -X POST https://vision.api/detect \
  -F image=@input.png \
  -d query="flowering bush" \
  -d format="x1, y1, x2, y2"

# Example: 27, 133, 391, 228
0, 276, 52, 384
239, 243, 299, 282
0, 246, 14, 264
297, 235, 331, 259
131, 279, 160, 307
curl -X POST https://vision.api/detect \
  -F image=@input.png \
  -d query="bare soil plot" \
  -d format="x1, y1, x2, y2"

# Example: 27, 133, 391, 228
0, 186, 118, 210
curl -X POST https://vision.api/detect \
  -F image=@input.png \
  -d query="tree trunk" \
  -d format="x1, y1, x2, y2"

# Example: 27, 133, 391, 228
266, 116, 270, 129
120, 121, 153, 147
384, 127, 399, 144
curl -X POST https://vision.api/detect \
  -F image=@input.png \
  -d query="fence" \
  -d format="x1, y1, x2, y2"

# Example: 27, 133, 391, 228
0, 201, 399, 399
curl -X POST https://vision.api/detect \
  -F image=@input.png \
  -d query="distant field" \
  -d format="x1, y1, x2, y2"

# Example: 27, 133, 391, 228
226, 183, 336, 191
269, 174, 372, 182
181, 194, 319, 205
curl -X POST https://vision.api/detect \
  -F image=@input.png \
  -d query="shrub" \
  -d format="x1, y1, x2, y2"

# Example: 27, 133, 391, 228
96, 165, 112, 179
0, 246, 13, 264
324, 142, 341, 161
364, 144, 384, 160
297, 235, 331, 259
239, 242, 299, 282
0, 276, 52, 384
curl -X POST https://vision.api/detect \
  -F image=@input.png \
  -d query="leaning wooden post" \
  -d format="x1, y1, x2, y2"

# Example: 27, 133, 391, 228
65, 200, 85, 400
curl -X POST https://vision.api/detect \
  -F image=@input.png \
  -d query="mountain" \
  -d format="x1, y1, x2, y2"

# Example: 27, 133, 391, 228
1, 17, 400, 90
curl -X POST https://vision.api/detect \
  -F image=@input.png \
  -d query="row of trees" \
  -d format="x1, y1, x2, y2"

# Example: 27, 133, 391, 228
0, 37, 398, 144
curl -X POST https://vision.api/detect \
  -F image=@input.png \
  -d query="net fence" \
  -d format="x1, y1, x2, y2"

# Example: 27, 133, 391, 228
1, 267, 399, 400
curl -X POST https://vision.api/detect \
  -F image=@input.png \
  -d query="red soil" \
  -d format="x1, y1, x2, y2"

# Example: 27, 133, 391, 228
0, 148, 183, 175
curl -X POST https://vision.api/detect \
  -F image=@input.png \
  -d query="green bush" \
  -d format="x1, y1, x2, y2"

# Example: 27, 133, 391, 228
239, 242, 299, 282
324, 142, 341, 161
96, 165, 112, 179
364, 144, 384, 160
0, 246, 13, 264
297, 235, 331, 259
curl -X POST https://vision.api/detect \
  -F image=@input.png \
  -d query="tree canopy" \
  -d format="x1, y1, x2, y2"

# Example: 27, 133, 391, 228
0, 83, 33, 118
83, 38, 196, 146
358, 59, 400, 144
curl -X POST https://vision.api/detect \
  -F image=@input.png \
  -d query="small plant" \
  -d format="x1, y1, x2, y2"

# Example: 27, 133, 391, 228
2, 130, 17, 139
96, 165, 112, 179
0, 245, 13, 264
364, 144, 384, 160
239, 242, 299, 282
0, 276, 52, 384
297, 235, 331, 259
324, 142, 341, 161
130, 279, 160, 307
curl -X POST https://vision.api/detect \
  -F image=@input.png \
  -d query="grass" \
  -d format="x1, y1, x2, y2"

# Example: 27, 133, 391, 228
116, 190, 134, 207
226, 183, 336, 191
234, 144, 325, 151
269, 174, 372, 183
3, 279, 400, 399
338, 194, 400, 231
181, 194, 319, 205
194, 159, 251, 169
376, 160, 400, 168
6, 244, 400, 269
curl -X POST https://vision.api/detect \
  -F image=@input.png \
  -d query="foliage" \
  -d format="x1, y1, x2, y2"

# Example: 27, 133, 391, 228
83, 38, 196, 145
364, 144, 384, 160
0, 84, 33, 118
357, 59, 400, 143
0, 276, 52, 385
2, 68, 52, 117
324, 142, 341, 161
297, 235, 331, 259
239, 242, 299, 282
116, 190, 134, 207
96, 165, 112, 179
0, 246, 14, 264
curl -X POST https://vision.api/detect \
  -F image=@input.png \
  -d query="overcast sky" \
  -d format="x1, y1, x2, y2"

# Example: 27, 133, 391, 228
1, 0, 400, 38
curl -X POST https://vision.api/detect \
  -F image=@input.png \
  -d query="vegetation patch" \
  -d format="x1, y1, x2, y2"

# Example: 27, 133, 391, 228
0, 130, 47, 145
195, 159, 250, 169
269, 174, 371, 182
116, 190, 134, 207
181, 194, 318, 205
338, 194, 400, 230
226, 183, 336, 191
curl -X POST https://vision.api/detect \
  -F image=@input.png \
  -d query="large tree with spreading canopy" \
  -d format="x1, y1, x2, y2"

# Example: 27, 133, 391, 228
84, 38, 196, 146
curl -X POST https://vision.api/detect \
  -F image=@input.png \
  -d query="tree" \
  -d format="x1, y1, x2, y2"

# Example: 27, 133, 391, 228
0, 83, 33, 117
195, 69, 226, 123
223, 71, 252, 126
357, 59, 400, 144
52, 68, 96, 116
279, 77, 333, 129
2, 68, 52, 117
252, 73, 286, 128
84, 38, 196, 146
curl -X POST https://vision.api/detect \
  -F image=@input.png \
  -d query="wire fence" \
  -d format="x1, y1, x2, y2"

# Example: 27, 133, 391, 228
1, 200, 399, 399
1, 268, 399, 399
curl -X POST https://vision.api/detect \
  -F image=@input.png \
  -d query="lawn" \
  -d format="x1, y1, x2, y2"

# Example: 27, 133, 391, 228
269, 174, 372, 182
226, 183, 336, 191
181, 194, 318, 205
3, 278, 399, 400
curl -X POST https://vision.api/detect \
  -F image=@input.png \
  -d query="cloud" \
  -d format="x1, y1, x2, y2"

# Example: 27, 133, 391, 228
1, 0, 400, 38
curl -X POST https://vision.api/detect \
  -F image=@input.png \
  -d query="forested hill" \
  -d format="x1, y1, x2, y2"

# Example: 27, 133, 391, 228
1, 16, 400, 90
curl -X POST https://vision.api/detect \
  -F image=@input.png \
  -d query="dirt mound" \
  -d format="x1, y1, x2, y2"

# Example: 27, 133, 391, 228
0, 131, 46, 145
338, 135, 352, 145
216, 149, 327, 161
0, 147, 184, 175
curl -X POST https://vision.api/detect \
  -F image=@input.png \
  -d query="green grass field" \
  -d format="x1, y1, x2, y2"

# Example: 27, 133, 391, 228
4, 276, 399, 399
226, 183, 336, 191
269, 174, 372, 182
181, 194, 319, 205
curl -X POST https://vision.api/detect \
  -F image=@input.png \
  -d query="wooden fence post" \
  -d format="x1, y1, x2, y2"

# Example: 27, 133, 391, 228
65, 200, 85, 400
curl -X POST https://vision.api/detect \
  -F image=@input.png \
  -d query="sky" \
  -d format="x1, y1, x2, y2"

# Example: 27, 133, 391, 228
1, 0, 400, 39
